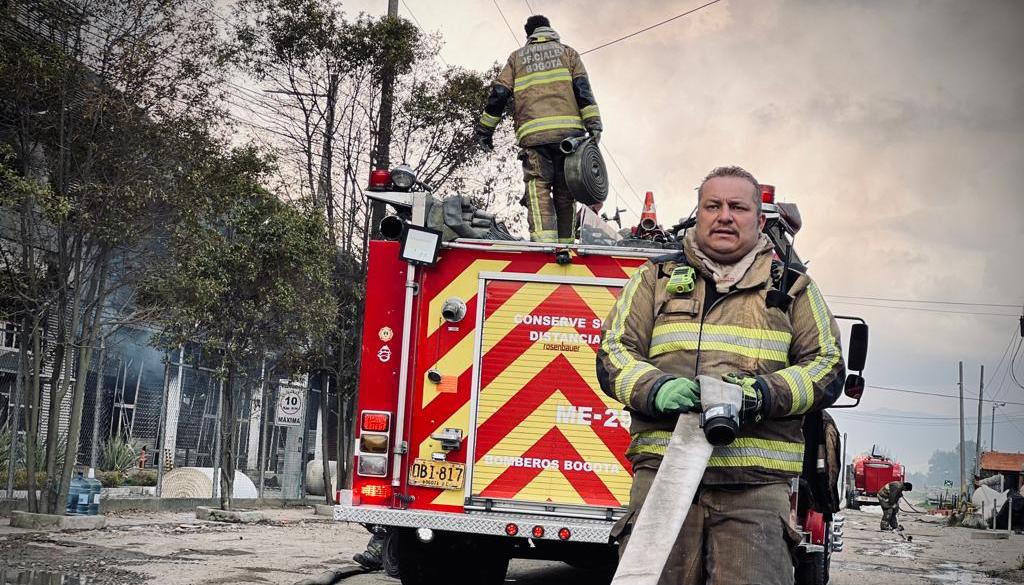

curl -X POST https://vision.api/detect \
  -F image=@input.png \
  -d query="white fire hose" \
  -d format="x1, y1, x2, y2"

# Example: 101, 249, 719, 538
612, 375, 742, 585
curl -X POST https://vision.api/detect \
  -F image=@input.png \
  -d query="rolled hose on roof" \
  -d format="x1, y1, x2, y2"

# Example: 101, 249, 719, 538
562, 137, 609, 206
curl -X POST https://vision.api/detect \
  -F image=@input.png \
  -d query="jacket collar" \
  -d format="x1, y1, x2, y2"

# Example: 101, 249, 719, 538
528, 26, 560, 44
682, 230, 775, 291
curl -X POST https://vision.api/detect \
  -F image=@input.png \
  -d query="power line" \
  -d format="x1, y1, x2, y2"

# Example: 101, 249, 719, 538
1009, 338, 1024, 391
491, 0, 521, 46
867, 384, 1024, 407
825, 294, 1019, 308
581, 0, 724, 55
828, 300, 1018, 318
400, 0, 449, 67
602, 145, 645, 212
999, 412, 1024, 439
987, 324, 1020, 401
523, 0, 536, 15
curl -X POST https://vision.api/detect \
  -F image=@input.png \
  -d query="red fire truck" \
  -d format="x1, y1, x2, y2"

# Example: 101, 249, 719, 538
845, 447, 906, 510
333, 171, 868, 585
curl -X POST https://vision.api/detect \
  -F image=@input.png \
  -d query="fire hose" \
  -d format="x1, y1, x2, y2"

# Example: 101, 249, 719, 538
561, 136, 609, 206
612, 376, 742, 585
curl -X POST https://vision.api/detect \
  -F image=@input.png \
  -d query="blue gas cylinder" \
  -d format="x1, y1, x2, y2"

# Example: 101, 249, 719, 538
85, 468, 102, 515
66, 472, 87, 515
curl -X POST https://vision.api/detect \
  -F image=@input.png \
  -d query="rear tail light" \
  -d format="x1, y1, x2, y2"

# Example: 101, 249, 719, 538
532, 525, 545, 538
368, 169, 392, 191
359, 482, 393, 504
357, 410, 392, 478
361, 411, 391, 432
505, 523, 519, 537
761, 184, 776, 204
557, 528, 571, 541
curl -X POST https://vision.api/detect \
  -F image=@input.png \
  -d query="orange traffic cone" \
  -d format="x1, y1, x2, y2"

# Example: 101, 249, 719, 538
639, 191, 658, 231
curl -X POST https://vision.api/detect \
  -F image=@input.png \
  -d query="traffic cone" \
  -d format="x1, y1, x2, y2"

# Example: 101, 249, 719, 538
639, 191, 658, 231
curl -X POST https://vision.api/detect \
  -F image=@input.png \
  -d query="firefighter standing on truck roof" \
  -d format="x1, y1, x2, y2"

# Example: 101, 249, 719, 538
475, 14, 602, 243
877, 480, 912, 531
596, 166, 846, 585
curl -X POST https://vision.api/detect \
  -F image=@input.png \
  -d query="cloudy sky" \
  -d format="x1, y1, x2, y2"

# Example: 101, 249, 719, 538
327, 0, 1024, 473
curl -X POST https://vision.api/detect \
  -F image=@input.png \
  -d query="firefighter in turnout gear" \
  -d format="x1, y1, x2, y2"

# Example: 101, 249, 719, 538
597, 166, 846, 585
877, 480, 912, 531
475, 15, 603, 243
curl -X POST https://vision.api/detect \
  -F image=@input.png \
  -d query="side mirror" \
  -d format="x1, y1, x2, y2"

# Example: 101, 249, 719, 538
847, 323, 868, 372
844, 374, 864, 400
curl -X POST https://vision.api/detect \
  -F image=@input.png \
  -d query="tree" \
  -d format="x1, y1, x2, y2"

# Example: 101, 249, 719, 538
926, 441, 978, 486
0, 0, 229, 514
141, 148, 337, 509
230, 0, 519, 494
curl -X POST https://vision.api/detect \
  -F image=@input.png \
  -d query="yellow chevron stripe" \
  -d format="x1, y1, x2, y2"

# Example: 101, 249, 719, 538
421, 333, 476, 408
427, 259, 510, 337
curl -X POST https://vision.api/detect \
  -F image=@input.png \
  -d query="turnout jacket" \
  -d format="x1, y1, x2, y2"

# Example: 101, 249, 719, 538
597, 236, 846, 485
477, 26, 602, 147
877, 481, 905, 506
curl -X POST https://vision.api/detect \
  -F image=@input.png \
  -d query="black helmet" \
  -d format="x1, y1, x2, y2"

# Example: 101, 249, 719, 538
903, 482, 913, 492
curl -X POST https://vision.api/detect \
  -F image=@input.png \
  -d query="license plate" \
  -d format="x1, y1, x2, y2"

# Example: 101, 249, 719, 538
408, 459, 465, 490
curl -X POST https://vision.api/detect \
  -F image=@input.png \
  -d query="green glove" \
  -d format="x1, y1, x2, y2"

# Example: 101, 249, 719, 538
722, 373, 764, 423
654, 377, 701, 413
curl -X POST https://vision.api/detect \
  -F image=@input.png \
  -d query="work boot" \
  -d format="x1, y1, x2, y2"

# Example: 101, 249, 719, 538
353, 550, 382, 571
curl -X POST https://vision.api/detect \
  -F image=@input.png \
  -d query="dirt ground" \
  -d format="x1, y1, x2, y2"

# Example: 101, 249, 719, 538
0, 505, 1021, 585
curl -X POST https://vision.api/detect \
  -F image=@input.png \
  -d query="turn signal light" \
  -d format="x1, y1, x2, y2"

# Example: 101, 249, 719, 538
558, 528, 571, 541
532, 525, 545, 538
361, 411, 391, 432
505, 523, 519, 537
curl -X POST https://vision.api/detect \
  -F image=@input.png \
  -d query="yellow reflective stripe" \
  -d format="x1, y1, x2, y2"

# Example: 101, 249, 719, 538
649, 323, 790, 362
581, 105, 600, 119
531, 230, 558, 242
514, 67, 572, 92
707, 437, 805, 472
600, 265, 658, 404
557, 237, 574, 244
516, 115, 585, 141
479, 112, 500, 128
526, 179, 546, 239
626, 430, 672, 458
777, 282, 841, 415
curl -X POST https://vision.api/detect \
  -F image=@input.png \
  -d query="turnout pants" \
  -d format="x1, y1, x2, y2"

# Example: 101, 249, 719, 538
879, 501, 899, 530
612, 466, 800, 585
520, 144, 575, 243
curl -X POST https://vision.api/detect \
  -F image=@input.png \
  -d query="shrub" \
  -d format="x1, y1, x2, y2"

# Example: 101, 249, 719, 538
96, 470, 125, 488
125, 470, 157, 486
100, 437, 136, 474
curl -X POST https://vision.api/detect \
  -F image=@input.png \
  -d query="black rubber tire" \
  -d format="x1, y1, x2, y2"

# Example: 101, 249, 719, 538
382, 529, 401, 579
794, 551, 826, 585
846, 494, 860, 510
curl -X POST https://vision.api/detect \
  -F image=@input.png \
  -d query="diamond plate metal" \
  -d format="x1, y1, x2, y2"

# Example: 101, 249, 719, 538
333, 504, 616, 544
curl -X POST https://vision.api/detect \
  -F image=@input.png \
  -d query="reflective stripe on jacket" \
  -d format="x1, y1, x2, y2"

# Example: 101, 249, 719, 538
477, 27, 602, 147
597, 236, 846, 485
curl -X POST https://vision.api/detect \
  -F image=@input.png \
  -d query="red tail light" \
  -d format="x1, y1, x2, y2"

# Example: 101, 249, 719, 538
361, 411, 391, 432
557, 527, 571, 541
761, 184, 776, 204
359, 483, 393, 504
505, 523, 519, 537
532, 525, 545, 538
368, 169, 392, 191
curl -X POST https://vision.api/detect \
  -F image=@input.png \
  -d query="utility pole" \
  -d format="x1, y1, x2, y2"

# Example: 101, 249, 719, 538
974, 365, 984, 480
991, 401, 1005, 451
958, 361, 966, 502
369, 0, 401, 238
318, 73, 339, 223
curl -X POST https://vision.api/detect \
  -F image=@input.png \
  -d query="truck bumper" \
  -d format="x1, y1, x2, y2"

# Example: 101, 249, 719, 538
333, 492, 617, 544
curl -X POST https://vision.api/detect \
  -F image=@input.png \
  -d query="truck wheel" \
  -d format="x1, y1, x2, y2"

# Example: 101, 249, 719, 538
382, 529, 401, 578
396, 529, 509, 585
794, 551, 826, 585
846, 494, 860, 510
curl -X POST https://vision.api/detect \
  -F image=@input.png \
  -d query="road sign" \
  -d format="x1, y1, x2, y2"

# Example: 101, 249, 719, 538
276, 386, 305, 427
943, 479, 953, 488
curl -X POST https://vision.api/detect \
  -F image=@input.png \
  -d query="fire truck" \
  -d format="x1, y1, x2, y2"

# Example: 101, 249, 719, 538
333, 168, 869, 585
844, 447, 906, 510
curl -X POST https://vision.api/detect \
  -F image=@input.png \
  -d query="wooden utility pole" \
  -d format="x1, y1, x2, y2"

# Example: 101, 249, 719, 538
369, 0, 401, 237
974, 365, 984, 479
958, 361, 966, 501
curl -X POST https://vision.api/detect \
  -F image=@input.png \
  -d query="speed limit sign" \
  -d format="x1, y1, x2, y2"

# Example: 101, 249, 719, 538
275, 387, 305, 426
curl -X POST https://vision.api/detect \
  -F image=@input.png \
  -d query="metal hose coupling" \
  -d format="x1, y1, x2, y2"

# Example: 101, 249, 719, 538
562, 137, 609, 206
696, 375, 743, 447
